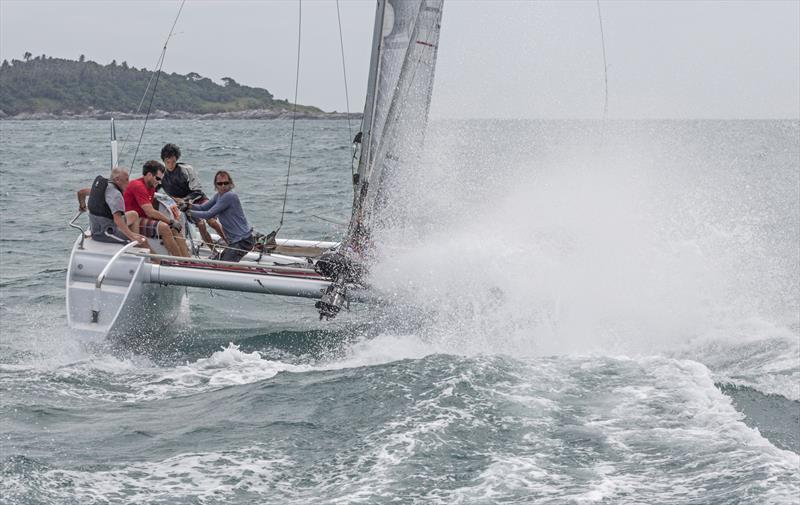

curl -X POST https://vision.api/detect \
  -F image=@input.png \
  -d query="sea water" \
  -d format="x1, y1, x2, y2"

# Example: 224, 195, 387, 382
0, 119, 798, 504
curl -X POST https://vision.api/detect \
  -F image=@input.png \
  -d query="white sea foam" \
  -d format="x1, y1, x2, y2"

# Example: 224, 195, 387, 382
8, 337, 442, 405
444, 356, 800, 504
132, 338, 445, 401
40, 447, 294, 504
672, 318, 800, 400
322, 333, 445, 370
135, 342, 311, 398
0, 342, 301, 404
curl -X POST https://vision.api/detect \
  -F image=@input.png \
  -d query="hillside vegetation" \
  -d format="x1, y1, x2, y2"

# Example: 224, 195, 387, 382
0, 55, 324, 117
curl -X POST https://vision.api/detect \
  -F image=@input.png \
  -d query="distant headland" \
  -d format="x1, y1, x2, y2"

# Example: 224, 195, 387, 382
0, 55, 360, 120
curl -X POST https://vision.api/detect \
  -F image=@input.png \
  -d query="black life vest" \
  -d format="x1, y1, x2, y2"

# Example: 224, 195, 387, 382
161, 162, 204, 201
87, 175, 121, 219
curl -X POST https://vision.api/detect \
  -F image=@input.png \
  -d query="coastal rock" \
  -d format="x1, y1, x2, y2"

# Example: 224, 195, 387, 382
2, 108, 361, 121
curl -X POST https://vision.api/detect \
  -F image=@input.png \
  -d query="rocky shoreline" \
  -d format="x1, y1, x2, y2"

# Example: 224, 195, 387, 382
0, 108, 361, 120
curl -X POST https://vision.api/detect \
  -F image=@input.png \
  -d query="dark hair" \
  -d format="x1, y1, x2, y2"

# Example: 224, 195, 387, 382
160, 143, 181, 161
142, 160, 165, 176
214, 170, 235, 189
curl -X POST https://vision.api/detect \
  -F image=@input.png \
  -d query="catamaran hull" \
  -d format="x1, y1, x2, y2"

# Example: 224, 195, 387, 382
149, 264, 330, 298
65, 233, 352, 339
66, 235, 186, 339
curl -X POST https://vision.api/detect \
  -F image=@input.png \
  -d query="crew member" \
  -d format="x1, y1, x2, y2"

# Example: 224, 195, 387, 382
185, 170, 253, 262
77, 166, 147, 246
159, 143, 226, 249
124, 160, 190, 257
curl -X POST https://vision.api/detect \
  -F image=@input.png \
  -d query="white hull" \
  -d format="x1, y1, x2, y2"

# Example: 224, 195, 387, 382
66, 232, 344, 339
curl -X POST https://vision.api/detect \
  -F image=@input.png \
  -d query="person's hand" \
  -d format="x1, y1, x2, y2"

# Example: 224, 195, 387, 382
132, 234, 148, 247
169, 219, 183, 233
177, 201, 189, 213
78, 202, 87, 212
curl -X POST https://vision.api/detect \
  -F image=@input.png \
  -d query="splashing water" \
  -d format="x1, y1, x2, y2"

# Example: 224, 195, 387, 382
368, 120, 799, 362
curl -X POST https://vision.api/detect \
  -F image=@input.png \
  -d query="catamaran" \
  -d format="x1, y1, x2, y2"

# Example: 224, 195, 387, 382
66, 0, 444, 338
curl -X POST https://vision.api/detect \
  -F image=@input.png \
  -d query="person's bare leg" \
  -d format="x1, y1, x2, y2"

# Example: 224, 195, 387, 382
208, 218, 227, 244
197, 219, 215, 249
157, 222, 185, 257
125, 211, 140, 234
124, 212, 155, 256
173, 229, 190, 257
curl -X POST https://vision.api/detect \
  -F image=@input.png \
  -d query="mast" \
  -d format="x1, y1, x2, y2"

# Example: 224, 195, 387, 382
345, 0, 388, 248
345, 0, 443, 252
110, 118, 118, 168
356, 0, 388, 186
316, 0, 444, 320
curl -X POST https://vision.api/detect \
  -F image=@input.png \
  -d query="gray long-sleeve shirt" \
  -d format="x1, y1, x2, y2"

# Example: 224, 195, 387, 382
191, 191, 252, 243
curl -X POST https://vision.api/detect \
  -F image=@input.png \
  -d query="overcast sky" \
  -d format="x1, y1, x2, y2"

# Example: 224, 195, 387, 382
1, 0, 798, 119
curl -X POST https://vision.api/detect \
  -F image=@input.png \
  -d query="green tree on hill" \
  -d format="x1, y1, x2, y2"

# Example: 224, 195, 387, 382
0, 56, 323, 116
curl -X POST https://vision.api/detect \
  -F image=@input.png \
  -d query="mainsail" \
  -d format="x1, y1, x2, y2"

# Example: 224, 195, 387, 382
347, 0, 444, 251
315, 0, 444, 319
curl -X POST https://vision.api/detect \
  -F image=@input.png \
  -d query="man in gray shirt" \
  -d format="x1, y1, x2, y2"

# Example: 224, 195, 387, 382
77, 167, 147, 245
186, 170, 253, 262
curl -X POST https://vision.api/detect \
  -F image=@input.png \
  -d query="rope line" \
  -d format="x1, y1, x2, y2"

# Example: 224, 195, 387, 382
275, 0, 302, 235
129, 0, 186, 169
118, 56, 161, 158
596, 0, 609, 121
176, 234, 338, 260
335, 0, 353, 154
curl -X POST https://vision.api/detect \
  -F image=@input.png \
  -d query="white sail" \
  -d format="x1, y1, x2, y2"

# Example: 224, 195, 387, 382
347, 0, 444, 250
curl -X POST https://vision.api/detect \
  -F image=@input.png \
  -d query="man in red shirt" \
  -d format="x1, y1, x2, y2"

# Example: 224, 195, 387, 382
124, 160, 189, 257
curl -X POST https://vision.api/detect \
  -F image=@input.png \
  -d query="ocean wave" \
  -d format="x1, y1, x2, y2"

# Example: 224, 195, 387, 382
672, 319, 800, 401
2, 354, 799, 504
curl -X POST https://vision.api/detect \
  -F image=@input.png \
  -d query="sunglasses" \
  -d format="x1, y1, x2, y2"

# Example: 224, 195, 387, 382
216, 181, 231, 186
154, 175, 162, 181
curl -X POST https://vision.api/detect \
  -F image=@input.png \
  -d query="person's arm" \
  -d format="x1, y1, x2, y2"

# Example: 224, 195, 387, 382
77, 188, 91, 211
182, 165, 205, 200
112, 212, 146, 243
192, 193, 217, 212
189, 193, 231, 221
140, 202, 174, 224
132, 187, 174, 226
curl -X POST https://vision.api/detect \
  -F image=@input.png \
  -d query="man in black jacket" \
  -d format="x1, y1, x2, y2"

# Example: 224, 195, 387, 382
159, 143, 226, 249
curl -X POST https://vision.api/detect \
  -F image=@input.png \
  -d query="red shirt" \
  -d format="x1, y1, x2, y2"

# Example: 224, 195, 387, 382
124, 178, 156, 218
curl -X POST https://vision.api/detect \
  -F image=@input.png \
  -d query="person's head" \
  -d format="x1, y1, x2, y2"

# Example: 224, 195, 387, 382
142, 160, 165, 189
160, 143, 181, 171
213, 170, 234, 194
109, 166, 131, 191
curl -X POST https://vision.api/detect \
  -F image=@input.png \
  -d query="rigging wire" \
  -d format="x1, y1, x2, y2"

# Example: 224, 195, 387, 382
274, 0, 303, 236
118, 57, 161, 159
596, 0, 609, 122
311, 214, 347, 226
128, 0, 187, 169
335, 0, 354, 164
